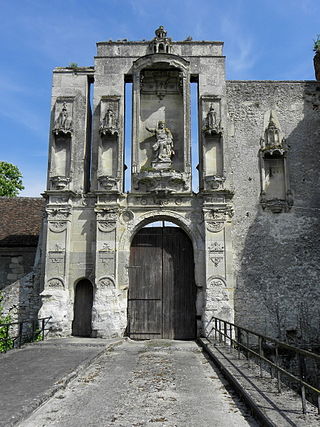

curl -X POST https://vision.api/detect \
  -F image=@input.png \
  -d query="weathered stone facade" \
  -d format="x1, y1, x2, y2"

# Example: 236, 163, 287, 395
18, 28, 320, 341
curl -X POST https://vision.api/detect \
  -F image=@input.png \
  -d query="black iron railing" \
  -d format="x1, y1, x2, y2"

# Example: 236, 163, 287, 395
204, 316, 320, 414
0, 317, 51, 353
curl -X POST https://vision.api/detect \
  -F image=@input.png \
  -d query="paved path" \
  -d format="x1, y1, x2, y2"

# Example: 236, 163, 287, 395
0, 338, 116, 427
19, 340, 257, 427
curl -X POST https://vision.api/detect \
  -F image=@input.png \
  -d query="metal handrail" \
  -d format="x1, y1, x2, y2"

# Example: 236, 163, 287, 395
204, 316, 320, 415
0, 316, 52, 352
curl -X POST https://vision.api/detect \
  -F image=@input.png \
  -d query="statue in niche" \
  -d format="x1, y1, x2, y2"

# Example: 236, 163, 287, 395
207, 104, 217, 128
53, 102, 73, 135
204, 104, 222, 136
146, 121, 174, 165
100, 108, 118, 136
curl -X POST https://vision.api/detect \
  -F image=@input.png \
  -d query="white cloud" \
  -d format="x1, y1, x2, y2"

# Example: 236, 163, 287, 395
220, 16, 257, 77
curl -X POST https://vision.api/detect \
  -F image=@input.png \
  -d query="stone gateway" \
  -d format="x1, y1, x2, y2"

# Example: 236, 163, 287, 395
33, 27, 320, 342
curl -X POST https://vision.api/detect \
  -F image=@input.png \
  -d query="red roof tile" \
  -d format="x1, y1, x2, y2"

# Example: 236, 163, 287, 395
0, 197, 45, 247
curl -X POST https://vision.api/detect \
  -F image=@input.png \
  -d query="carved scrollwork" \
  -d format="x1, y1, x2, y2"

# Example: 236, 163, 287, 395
95, 208, 118, 221
50, 176, 71, 190
47, 277, 64, 289
97, 175, 118, 191
49, 221, 68, 233
208, 277, 227, 288
97, 221, 116, 232
46, 207, 71, 220
98, 276, 115, 288
206, 221, 225, 233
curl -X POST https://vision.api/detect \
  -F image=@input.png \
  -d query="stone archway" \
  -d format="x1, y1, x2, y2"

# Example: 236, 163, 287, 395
127, 222, 196, 339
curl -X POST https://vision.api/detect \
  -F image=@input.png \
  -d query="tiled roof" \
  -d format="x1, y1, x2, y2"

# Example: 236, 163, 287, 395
0, 197, 45, 247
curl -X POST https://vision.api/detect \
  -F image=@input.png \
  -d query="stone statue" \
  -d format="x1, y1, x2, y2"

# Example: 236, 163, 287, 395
100, 108, 118, 136
146, 121, 174, 163
53, 102, 73, 135
207, 104, 217, 129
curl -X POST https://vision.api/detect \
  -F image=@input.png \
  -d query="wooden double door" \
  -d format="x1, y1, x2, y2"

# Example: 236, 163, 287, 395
128, 227, 196, 340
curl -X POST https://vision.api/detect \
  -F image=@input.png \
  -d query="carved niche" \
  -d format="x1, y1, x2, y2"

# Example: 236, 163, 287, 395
50, 98, 74, 190
99, 97, 120, 136
98, 96, 121, 191
259, 111, 293, 213
200, 96, 224, 192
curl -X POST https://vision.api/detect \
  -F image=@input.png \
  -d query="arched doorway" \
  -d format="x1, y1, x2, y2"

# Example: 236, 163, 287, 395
128, 221, 196, 339
72, 279, 93, 337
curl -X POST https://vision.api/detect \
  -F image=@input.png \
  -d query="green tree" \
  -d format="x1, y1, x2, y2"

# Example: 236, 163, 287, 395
0, 161, 24, 197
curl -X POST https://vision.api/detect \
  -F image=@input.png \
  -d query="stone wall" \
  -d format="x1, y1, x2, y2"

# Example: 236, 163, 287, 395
0, 248, 37, 290
227, 81, 320, 344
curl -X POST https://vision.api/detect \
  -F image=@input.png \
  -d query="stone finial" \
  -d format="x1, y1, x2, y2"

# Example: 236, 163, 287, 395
155, 26, 167, 39
150, 26, 172, 54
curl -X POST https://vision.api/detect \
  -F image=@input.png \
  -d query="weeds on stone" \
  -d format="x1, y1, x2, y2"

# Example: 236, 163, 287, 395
0, 292, 13, 352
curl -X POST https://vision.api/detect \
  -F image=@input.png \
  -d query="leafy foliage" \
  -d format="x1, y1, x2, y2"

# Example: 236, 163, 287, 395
313, 35, 320, 53
0, 161, 24, 197
0, 292, 13, 352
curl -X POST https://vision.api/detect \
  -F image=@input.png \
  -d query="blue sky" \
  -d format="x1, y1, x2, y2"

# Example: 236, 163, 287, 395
0, 0, 319, 196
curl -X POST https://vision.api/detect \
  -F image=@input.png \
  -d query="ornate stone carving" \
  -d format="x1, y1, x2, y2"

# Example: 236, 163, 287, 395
208, 277, 227, 288
260, 190, 294, 213
53, 102, 73, 136
259, 112, 292, 213
206, 222, 225, 233
97, 221, 116, 232
260, 111, 286, 155
100, 243, 113, 252
99, 96, 120, 137
203, 104, 223, 136
146, 121, 174, 168
50, 176, 71, 190
121, 210, 134, 223
99, 108, 119, 136
95, 208, 118, 221
140, 69, 182, 99
48, 243, 65, 263
48, 221, 68, 233
204, 175, 226, 191
208, 242, 224, 253
98, 276, 115, 288
46, 207, 71, 220
210, 256, 223, 267
97, 175, 118, 191
134, 170, 188, 193
149, 25, 172, 54
48, 278, 64, 288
